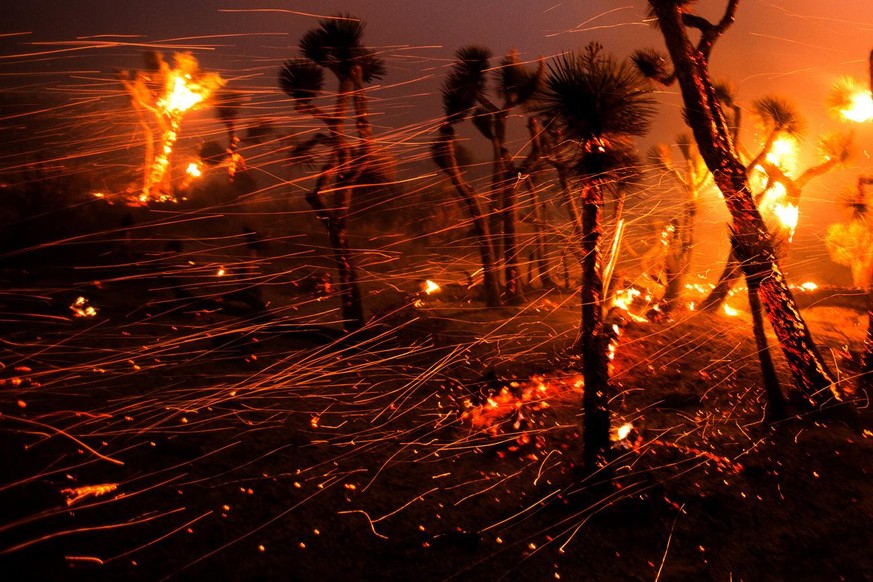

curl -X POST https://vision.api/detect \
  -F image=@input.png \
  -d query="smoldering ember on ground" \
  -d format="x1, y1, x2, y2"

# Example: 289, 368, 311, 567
1, 2, 872, 580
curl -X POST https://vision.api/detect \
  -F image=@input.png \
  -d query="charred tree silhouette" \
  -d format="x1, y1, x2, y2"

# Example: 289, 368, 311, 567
433, 46, 544, 304
536, 43, 654, 473
279, 15, 388, 331
638, 0, 849, 411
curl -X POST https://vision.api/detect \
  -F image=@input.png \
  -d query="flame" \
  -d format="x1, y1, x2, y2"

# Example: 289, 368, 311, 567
765, 136, 798, 174
423, 280, 441, 295
800, 281, 818, 291
158, 72, 210, 115
840, 91, 873, 122
463, 374, 583, 436
723, 303, 739, 317
773, 202, 799, 235
139, 54, 223, 203
186, 162, 202, 178
70, 296, 97, 318
832, 78, 873, 123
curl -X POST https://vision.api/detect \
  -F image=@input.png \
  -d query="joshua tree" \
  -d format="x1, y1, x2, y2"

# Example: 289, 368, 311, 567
826, 180, 873, 395
648, 133, 711, 313
433, 46, 544, 305
637, 0, 850, 411
536, 43, 655, 473
119, 52, 223, 203
279, 15, 387, 331
698, 95, 851, 313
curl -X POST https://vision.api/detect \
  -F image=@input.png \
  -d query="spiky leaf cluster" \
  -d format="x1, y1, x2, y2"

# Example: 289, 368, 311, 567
753, 96, 805, 136
441, 45, 492, 123
536, 44, 656, 148
279, 59, 325, 104
631, 48, 670, 83
497, 49, 544, 107
299, 15, 386, 82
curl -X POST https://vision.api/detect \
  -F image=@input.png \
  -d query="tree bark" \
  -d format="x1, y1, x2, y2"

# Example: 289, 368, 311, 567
436, 126, 502, 307
747, 276, 787, 420
577, 184, 612, 473
649, 0, 843, 408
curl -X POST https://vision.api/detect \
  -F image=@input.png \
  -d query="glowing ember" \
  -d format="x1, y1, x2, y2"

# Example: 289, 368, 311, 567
800, 281, 818, 291
70, 296, 97, 318
423, 280, 441, 295
61, 483, 118, 506
186, 162, 203, 178
616, 422, 633, 440
723, 303, 740, 317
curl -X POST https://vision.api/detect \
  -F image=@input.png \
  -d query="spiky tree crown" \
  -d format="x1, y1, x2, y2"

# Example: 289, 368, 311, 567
279, 59, 325, 104
441, 45, 492, 123
537, 43, 655, 148
753, 96, 805, 136
298, 15, 386, 83
497, 49, 544, 107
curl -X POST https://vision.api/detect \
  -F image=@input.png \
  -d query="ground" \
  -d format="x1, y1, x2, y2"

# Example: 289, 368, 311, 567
0, 204, 871, 582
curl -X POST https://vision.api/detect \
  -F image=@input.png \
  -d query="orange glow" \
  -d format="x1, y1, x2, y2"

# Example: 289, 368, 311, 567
423, 280, 441, 295
137, 53, 223, 204
723, 303, 740, 317
832, 78, 873, 123
616, 422, 633, 441
186, 161, 203, 178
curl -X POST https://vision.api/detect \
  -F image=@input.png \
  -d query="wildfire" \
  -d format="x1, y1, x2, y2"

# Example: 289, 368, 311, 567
752, 136, 800, 238
186, 161, 203, 178
830, 78, 873, 123
423, 280, 441, 295
723, 303, 740, 317
120, 52, 223, 204
610, 287, 648, 322
70, 296, 97, 318
772, 201, 799, 236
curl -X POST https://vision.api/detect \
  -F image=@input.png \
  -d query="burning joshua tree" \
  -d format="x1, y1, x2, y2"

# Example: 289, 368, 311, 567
119, 52, 223, 203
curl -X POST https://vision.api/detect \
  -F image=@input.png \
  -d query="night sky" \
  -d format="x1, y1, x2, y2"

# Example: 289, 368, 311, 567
3, 1, 873, 282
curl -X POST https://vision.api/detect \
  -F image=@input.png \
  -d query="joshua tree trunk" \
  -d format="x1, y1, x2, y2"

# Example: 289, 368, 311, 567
328, 217, 364, 331
747, 274, 787, 420
648, 0, 843, 408
576, 184, 612, 473
435, 126, 502, 307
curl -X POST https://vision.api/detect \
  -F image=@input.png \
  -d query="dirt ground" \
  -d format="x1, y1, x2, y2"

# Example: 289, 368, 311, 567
1, 214, 871, 581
